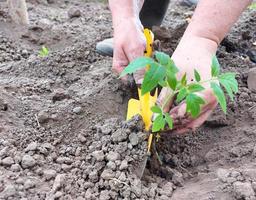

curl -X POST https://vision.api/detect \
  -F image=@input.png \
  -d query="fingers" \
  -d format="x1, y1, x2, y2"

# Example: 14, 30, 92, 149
112, 45, 129, 76
168, 89, 218, 134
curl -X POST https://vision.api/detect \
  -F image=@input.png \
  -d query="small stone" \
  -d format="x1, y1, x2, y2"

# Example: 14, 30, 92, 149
119, 160, 128, 170
24, 142, 38, 152
1, 184, 16, 198
54, 191, 63, 199
43, 169, 57, 180
68, 7, 81, 18
160, 182, 174, 197
106, 151, 120, 161
111, 129, 128, 142
217, 168, 230, 183
78, 134, 86, 143
172, 170, 184, 186
101, 169, 115, 180
73, 106, 82, 114
1, 157, 14, 166
129, 133, 139, 146
248, 68, 256, 92
92, 150, 104, 162
88, 170, 98, 182
106, 161, 116, 170
52, 174, 65, 193
100, 124, 112, 135
24, 179, 35, 189
247, 50, 256, 63
99, 190, 111, 200
233, 181, 255, 198
52, 89, 70, 103
21, 155, 36, 168
38, 111, 50, 124
10, 164, 21, 172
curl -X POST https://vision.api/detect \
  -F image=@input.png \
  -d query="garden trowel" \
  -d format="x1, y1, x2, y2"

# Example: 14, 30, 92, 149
126, 28, 158, 131
126, 29, 157, 179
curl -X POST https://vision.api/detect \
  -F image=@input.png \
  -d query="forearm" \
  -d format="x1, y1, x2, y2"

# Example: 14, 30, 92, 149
109, 0, 144, 26
184, 0, 252, 46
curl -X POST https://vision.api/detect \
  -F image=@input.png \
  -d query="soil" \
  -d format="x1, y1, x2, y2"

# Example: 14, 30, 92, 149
0, 0, 256, 200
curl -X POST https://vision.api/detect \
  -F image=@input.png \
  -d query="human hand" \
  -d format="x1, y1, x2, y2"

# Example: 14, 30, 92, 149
157, 35, 218, 134
112, 17, 146, 85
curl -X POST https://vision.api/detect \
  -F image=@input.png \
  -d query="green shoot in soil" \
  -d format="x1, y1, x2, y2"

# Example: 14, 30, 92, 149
120, 51, 238, 133
249, 2, 256, 9
39, 46, 49, 57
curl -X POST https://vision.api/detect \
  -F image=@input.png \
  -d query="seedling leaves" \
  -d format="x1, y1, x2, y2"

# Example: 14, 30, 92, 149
164, 113, 173, 129
120, 57, 154, 77
141, 63, 166, 95
151, 106, 162, 114
211, 82, 227, 113
152, 114, 165, 132
186, 93, 205, 118
194, 69, 201, 82
211, 55, 220, 77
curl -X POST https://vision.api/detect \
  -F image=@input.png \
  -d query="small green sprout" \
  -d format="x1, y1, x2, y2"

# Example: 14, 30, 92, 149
249, 2, 256, 9
120, 51, 238, 133
39, 46, 49, 57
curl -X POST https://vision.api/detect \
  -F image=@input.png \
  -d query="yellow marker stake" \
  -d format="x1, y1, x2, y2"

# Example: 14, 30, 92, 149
126, 29, 158, 131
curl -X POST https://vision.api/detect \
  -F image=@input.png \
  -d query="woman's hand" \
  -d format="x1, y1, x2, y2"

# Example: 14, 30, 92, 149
157, 35, 218, 134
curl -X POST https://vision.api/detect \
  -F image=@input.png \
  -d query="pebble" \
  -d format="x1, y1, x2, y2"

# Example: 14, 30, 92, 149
92, 150, 105, 162
73, 106, 82, 114
233, 181, 255, 198
88, 170, 99, 182
44, 169, 57, 180
1, 184, 16, 198
111, 129, 128, 142
1, 156, 14, 166
24, 142, 38, 152
119, 160, 128, 170
68, 7, 81, 18
217, 168, 230, 183
24, 179, 35, 189
129, 133, 139, 146
52, 174, 66, 193
106, 161, 116, 170
10, 163, 21, 172
38, 110, 50, 124
21, 155, 36, 168
247, 67, 256, 92
52, 89, 70, 103
106, 151, 120, 161
101, 169, 115, 180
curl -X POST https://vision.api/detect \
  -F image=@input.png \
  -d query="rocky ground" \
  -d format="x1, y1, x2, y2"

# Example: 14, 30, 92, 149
0, 0, 256, 199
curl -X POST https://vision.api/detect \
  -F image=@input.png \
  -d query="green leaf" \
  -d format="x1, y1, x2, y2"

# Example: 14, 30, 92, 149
155, 51, 170, 66
120, 57, 155, 77
181, 73, 187, 86
188, 83, 205, 93
166, 59, 179, 74
249, 2, 256, 9
164, 113, 173, 129
166, 71, 177, 90
211, 55, 220, 77
177, 88, 188, 102
159, 79, 167, 87
151, 106, 162, 114
194, 69, 201, 82
211, 82, 227, 113
218, 72, 238, 100
152, 115, 165, 132
186, 93, 205, 118
39, 46, 49, 57
141, 64, 166, 95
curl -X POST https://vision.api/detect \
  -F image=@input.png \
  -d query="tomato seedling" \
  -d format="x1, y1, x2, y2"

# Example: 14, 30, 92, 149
120, 51, 238, 132
39, 46, 49, 57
